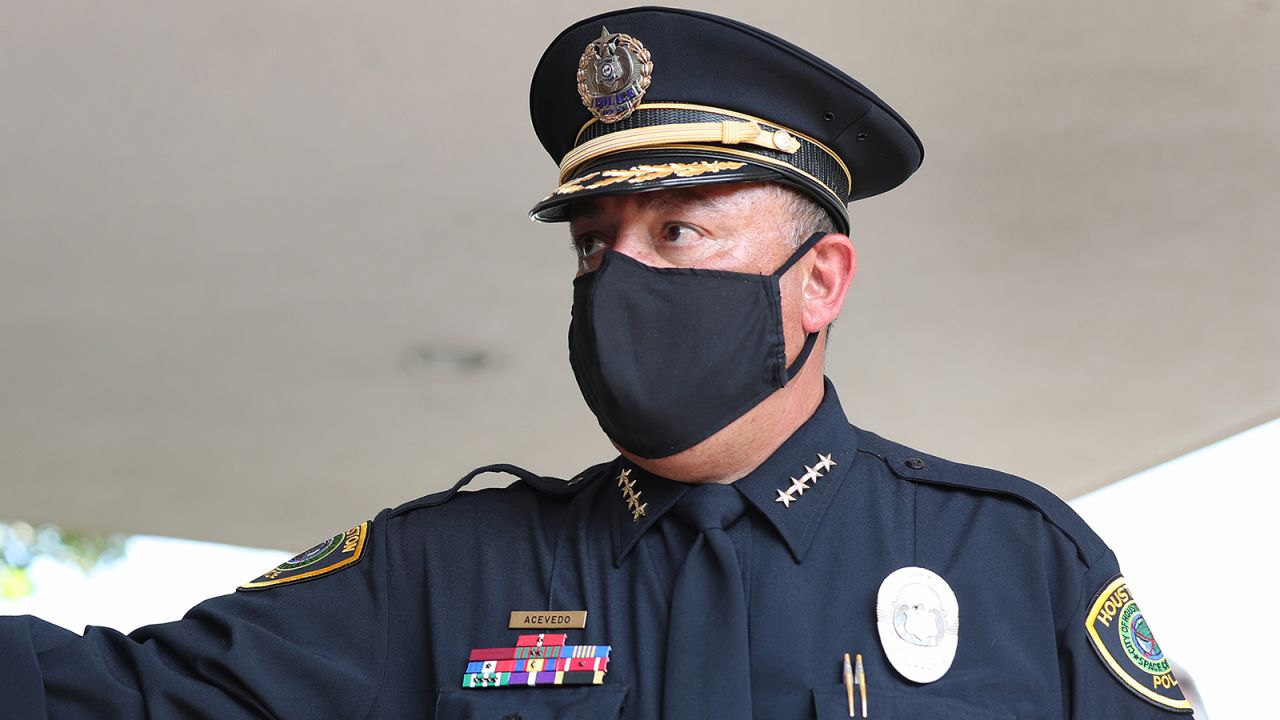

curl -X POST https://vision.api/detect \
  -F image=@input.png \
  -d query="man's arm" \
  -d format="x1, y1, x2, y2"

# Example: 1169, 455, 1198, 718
0, 516, 390, 718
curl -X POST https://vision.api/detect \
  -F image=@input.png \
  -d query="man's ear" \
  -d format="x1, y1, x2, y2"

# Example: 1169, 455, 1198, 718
802, 233, 856, 334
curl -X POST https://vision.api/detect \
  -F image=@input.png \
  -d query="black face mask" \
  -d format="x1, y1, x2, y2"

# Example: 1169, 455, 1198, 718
569, 232, 824, 459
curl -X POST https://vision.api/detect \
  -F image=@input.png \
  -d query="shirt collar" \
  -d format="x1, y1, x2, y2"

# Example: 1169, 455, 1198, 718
610, 377, 857, 566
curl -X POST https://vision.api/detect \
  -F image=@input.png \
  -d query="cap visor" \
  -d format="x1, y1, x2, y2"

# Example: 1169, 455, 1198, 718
530, 150, 786, 222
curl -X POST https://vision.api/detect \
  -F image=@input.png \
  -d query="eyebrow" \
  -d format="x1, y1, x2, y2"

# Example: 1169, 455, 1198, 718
633, 189, 696, 213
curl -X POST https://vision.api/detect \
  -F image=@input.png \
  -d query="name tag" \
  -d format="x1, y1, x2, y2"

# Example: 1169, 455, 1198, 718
508, 610, 588, 629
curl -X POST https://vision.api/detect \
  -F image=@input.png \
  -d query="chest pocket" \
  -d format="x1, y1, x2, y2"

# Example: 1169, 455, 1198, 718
435, 684, 629, 720
812, 684, 1016, 720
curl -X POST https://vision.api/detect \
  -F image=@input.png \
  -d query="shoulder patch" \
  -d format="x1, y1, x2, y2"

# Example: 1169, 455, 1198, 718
1084, 576, 1192, 712
239, 521, 370, 591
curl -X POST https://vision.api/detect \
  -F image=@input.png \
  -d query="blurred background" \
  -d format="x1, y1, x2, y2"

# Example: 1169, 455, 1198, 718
2, 1, 1277, 716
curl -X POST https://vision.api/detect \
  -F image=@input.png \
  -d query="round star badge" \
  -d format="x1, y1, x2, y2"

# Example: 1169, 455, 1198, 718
577, 26, 653, 123
876, 566, 959, 683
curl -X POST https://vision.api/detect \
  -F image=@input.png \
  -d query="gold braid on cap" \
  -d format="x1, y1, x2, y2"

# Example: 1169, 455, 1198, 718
564, 103, 852, 201
559, 121, 801, 182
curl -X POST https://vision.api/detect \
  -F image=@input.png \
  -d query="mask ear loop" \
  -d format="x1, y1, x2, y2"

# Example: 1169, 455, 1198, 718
775, 232, 829, 383
773, 231, 828, 277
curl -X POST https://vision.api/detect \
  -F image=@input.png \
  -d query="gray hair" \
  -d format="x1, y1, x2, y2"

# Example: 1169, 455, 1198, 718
763, 182, 839, 248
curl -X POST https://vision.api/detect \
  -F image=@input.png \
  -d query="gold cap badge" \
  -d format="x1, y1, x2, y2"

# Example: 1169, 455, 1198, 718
577, 26, 653, 123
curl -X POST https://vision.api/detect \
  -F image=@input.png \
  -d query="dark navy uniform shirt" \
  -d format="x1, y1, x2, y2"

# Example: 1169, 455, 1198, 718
0, 380, 1191, 718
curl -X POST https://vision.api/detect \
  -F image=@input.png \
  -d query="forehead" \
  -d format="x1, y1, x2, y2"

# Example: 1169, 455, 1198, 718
569, 183, 781, 223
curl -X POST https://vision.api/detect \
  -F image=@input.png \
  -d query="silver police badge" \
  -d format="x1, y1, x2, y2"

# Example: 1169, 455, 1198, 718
876, 566, 960, 683
577, 26, 653, 123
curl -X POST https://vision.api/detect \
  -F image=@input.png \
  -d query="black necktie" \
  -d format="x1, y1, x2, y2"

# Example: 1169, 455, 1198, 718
663, 483, 752, 718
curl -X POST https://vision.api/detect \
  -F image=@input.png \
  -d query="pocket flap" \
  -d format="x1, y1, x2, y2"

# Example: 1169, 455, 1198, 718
812, 684, 1014, 720
436, 683, 629, 720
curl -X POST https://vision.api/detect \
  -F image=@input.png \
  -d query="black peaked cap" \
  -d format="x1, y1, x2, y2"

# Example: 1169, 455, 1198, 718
528, 7, 924, 233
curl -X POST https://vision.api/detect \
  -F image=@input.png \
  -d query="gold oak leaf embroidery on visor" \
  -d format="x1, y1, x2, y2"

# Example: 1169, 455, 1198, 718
550, 161, 748, 197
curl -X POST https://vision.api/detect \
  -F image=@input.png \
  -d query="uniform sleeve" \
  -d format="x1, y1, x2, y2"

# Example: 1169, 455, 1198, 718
1061, 549, 1194, 719
0, 515, 390, 719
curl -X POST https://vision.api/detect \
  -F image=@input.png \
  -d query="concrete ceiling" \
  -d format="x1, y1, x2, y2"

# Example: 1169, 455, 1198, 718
2, 1, 1276, 551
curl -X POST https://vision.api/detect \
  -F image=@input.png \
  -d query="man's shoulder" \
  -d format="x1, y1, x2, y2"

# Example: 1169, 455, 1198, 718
853, 426, 1108, 566
385, 460, 616, 521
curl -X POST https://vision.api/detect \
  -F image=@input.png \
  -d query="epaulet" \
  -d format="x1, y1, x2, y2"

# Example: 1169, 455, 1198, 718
389, 462, 610, 518
854, 427, 1106, 565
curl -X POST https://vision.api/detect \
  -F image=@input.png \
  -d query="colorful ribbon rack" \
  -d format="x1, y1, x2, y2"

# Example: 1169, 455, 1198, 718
463, 633, 611, 688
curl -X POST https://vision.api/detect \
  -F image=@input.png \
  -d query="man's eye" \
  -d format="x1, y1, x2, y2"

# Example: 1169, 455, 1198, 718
574, 236, 606, 259
660, 224, 701, 245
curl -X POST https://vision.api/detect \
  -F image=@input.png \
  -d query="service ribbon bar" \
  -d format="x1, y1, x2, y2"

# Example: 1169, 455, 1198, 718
463, 634, 611, 689
465, 656, 610, 674
517, 633, 567, 646
463, 670, 606, 688
467, 644, 610, 662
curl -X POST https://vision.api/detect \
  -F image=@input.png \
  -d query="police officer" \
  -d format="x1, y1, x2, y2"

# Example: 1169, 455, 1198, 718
1, 7, 1192, 719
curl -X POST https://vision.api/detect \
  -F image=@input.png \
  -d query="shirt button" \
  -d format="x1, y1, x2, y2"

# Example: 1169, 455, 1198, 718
905, 457, 926, 470
503, 714, 522, 720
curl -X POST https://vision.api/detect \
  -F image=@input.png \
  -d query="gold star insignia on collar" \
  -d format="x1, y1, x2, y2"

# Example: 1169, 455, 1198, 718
774, 453, 836, 509
788, 476, 810, 497
816, 453, 836, 473
617, 467, 647, 522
